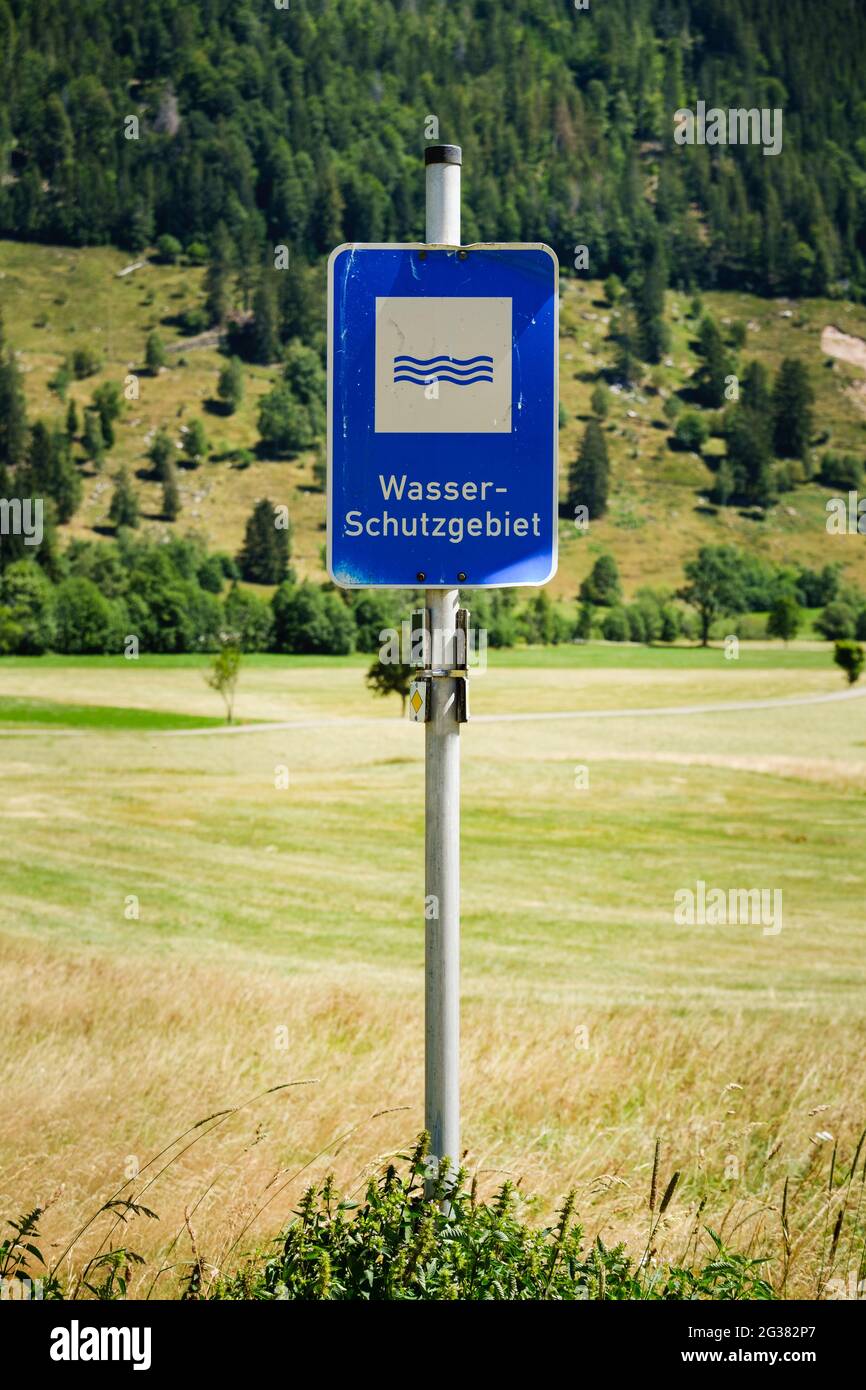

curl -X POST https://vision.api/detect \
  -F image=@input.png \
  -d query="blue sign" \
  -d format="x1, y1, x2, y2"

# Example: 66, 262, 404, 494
327, 244, 558, 588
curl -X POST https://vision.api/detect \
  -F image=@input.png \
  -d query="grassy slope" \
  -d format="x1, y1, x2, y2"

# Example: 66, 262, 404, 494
2, 240, 865, 603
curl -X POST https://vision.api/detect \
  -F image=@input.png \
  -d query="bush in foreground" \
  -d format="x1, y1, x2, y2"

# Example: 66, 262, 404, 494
214, 1137, 772, 1302
8, 1119, 866, 1301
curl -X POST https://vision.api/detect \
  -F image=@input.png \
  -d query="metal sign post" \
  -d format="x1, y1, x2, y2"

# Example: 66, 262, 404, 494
326, 143, 558, 1194
423, 142, 464, 1185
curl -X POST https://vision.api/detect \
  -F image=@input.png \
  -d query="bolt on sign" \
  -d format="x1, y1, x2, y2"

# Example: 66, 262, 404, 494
327, 244, 558, 588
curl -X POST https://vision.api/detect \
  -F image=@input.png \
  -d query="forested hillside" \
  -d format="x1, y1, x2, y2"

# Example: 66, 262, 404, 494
2, 1, 866, 657
1, 0, 866, 297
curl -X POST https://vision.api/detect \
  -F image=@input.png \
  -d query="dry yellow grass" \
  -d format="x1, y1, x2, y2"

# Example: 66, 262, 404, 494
2, 935, 863, 1299
1, 655, 865, 1296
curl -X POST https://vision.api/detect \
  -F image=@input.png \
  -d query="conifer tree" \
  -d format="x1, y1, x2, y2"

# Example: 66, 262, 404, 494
635, 238, 668, 363
695, 316, 730, 408
217, 356, 245, 414
251, 274, 280, 365
108, 467, 139, 529
148, 427, 175, 482
772, 358, 815, 459
0, 313, 28, 468
568, 420, 610, 520
83, 410, 105, 468
205, 222, 234, 327
238, 498, 290, 584
162, 461, 181, 521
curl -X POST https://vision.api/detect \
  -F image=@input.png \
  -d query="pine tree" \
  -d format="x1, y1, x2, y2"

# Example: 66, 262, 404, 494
312, 161, 344, 250
23, 420, 55, 492
725, 406, 774, 508
0, 313, 28, 468
50, 434, 82, 523
772, 358, 815, 459
148, 427, 175, 482
251, 274, 280, 365
66, 398, 78, 439
183, 419, 208, 467
108, 467, 139, 529
238, 498, 290, 584
91, 381, 123, 449
146, 332, 166, 375
279, 260, 316, 343
205, 222, 234, 326
83, 410, 105, 468
635, 238, 668, 363
590, 383, 610, 418
741, 360, 771, 416
217, 356, 245, 414
162, 461, 181, 521
695, 316, 730, 408
612, 302, 640, 387
568, 420, 610, 519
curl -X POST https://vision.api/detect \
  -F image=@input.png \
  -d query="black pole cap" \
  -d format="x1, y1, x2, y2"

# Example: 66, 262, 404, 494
425, 144, 462, 166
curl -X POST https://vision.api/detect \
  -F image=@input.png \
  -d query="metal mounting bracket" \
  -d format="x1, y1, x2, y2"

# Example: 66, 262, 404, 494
409, 606, 470, 723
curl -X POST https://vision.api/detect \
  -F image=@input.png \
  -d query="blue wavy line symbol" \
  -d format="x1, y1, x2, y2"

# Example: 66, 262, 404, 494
394, 353, 494, 387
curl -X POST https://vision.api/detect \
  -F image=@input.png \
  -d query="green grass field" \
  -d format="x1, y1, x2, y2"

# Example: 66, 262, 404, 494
1, 641, 865, 1295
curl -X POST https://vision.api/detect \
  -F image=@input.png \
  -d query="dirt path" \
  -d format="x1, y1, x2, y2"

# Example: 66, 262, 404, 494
3, 681, 863, 739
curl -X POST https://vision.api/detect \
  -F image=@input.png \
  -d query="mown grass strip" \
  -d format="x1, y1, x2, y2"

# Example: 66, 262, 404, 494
0, 696, 229, 732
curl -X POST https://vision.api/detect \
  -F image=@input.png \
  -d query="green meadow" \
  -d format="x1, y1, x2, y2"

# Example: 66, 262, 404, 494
1, 642, 864, 1295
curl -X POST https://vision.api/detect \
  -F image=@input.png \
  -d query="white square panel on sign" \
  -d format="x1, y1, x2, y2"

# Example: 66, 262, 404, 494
374, 296, 512, 434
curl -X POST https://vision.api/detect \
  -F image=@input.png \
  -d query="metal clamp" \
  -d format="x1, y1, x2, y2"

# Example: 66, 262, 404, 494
408, 607, 470, 723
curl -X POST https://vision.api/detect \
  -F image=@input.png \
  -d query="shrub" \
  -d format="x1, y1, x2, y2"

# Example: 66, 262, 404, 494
180, 306, 209, 336
351, 591, 404, 653
632, 593, 663, 643
258, 383, 317, 455
819, 451, 863, 491
834, 639, 865, 685
54, 577, 125, 654
734, 612, 768, 641
213, 1136, 773, 1302
71, 346, 103, 379
579, 553, 622, 607
155, 234, 182, 264
271, 581, 355, 655
0, 561, 56, 653
660, 603, 681, 643
223, 584, 274, 652
197, 555, 225, 594
601, 607, 629, 642
816, 601, 857, 640
625, 605, 646, 643
673, 411, 709, 453
767, 593, 801, 644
